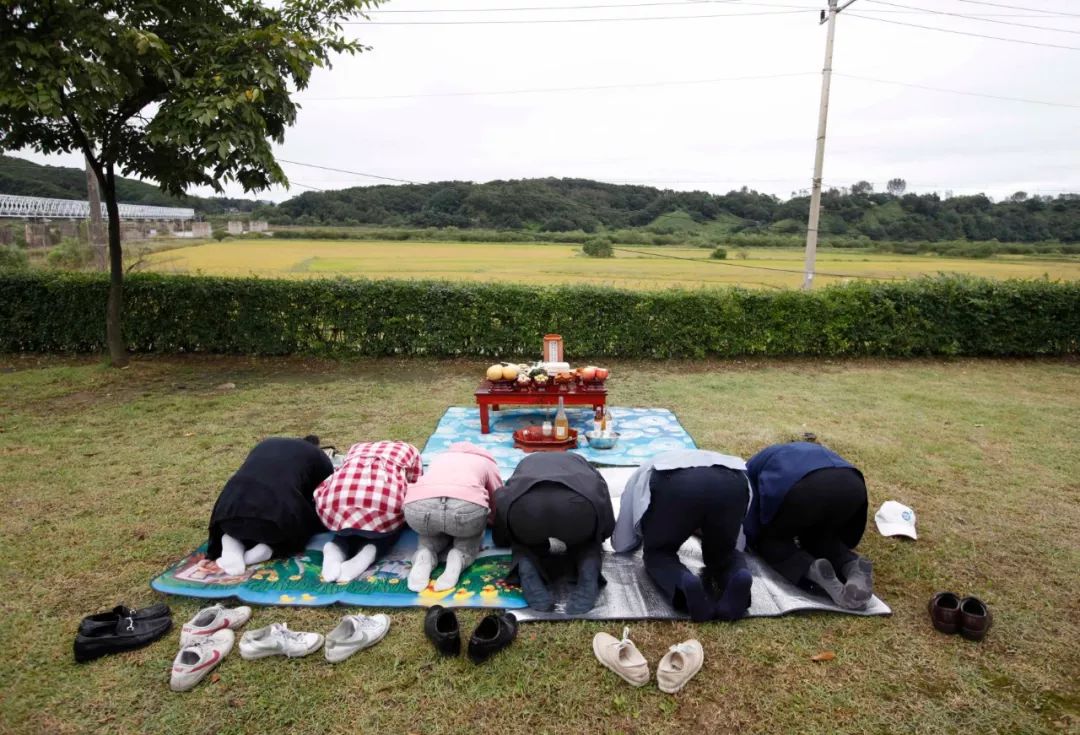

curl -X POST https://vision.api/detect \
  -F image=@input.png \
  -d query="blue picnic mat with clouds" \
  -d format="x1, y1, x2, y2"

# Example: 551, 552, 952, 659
421, 406, 697, 473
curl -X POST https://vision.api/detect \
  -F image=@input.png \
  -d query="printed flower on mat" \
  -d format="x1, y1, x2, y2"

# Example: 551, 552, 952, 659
419, 586, 455, 601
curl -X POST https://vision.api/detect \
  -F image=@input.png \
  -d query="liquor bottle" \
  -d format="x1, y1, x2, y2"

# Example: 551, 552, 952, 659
554, 397, 569, 441
593, 406, 604, 435
603, 406, 614, 436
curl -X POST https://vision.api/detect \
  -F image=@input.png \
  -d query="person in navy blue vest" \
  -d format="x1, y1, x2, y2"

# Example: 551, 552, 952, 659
745, 441, 873, 609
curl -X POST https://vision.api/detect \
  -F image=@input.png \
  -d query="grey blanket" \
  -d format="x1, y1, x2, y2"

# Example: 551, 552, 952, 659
515, 469, 891, 622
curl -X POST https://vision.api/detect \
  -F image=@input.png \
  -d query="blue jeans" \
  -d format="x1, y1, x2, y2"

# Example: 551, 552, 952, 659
403, 497, 489, 567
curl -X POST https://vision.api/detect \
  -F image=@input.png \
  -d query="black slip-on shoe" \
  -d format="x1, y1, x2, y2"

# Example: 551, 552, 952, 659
467, 612, 517, 664
74, 613, 173, 663
928, 592, 961, 635
958, 596, 993, 642
79, 603, 172, 635
424, 605, 461, 657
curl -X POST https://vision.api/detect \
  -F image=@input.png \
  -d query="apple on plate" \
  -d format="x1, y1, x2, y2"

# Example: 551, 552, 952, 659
581, 366, 597, 381
595, 367, 610, 380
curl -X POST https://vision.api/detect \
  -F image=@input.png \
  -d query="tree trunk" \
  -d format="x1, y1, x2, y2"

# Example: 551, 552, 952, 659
101, 164, 128, 367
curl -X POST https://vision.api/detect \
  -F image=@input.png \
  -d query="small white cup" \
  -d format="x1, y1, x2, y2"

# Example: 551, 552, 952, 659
541, 421, 553, 437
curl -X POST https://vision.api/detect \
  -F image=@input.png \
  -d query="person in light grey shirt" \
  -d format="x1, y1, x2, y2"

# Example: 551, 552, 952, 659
613, 449, 754, 621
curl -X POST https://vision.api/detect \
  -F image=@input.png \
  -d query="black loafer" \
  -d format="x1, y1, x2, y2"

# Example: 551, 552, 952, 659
79, 603, 171, 634
74, 613, 173, 663
467, 612, 517, 664
424, 605, 461, 657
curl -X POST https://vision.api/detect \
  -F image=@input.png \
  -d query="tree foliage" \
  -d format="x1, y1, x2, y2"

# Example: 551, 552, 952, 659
582, 237, 613, 258
261, 178, 1080, 244
0, 0, 377, 364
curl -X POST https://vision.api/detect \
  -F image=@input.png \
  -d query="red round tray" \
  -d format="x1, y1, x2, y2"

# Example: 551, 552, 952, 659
513, 425, 578, 452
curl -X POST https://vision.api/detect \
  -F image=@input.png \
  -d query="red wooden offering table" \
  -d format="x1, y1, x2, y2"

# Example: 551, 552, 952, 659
474, 380, 607, 434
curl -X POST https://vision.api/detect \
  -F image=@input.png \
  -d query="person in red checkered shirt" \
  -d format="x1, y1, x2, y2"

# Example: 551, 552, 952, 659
314, 440, 423, 583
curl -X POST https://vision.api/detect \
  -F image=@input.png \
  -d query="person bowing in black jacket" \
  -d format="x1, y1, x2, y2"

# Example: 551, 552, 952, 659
207, 435, 334, 576
493, 453, 615, 614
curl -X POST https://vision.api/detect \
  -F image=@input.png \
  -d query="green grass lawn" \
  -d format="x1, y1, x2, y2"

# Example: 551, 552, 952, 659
1, 356, 1077, 734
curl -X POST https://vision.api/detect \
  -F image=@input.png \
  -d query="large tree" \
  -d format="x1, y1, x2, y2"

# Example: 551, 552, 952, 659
0, 0, 377, 365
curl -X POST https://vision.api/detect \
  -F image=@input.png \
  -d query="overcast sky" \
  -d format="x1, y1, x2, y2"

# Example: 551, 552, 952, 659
14, 0, 1080, 203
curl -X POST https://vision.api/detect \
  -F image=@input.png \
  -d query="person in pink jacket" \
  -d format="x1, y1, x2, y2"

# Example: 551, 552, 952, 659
403, 442, 503, 592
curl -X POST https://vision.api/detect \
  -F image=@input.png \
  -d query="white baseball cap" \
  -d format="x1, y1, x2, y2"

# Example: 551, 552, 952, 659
875, 501, 917, 539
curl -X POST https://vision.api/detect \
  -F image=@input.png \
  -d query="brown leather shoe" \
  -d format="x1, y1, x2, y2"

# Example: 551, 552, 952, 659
958, 597, 992, 642
928, 592, 961, 634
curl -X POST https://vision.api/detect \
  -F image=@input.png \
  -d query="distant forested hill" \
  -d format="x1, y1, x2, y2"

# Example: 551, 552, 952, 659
5, 155, 1078, 243
0, 155, 260, 214
268, 177, 1080, 243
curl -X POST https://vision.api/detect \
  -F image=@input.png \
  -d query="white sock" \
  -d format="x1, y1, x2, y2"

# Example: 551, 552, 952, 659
243, 543, 272, 566
408, 548, 437, 592
216, 534, 246, 576
336, 544, 377, 583
321, 541, 345, 581
434, 549, 466, 592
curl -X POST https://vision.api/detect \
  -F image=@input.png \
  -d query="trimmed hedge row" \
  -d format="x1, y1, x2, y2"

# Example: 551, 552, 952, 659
1, 272, 1078, 358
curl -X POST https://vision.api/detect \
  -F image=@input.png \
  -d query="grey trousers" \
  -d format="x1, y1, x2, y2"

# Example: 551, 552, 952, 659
403, 497, 489, 567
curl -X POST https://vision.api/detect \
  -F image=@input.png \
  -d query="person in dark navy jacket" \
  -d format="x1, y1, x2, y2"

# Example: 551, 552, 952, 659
745, 441, 873, 609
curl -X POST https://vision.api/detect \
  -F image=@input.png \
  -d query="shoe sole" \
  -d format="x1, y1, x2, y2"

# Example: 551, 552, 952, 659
592, 637, 648, 688
325, 625, 390, 663
658, 655, 703, 694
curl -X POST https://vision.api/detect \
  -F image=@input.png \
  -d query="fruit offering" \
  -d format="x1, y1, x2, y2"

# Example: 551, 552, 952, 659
577, 366, 611, 382
486, 362, 523, 382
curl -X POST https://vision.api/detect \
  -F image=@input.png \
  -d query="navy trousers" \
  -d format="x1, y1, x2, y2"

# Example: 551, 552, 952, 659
754, 467, 866, 584
642, 465, 749, 612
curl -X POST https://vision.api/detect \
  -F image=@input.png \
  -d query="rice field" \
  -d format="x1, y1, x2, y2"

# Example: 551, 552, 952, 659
145, 239, 1080, 290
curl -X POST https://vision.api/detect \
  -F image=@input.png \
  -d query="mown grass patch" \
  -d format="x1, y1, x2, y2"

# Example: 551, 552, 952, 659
0, 355, 1077, 734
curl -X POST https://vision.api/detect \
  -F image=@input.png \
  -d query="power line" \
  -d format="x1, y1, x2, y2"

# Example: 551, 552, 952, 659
298, 71, 818, 101
367, 0, 744, 13
300, 70, 1080, 108
834, 72, 1080, 109
277, 159, 421, 185
845, 13, 1080, 50
863, 0, 1080, 34
347, 8, 810, 24
953, 0, 1080, 18
364, 0, 1077, 17
611, 246, 901, 280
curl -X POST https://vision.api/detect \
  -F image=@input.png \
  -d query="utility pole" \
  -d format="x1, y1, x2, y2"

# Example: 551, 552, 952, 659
802, 0, 857, 290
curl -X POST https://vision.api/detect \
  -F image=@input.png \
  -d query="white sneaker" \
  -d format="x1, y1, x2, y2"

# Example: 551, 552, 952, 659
656, 639, 704, 694
324, 614, 391, 663
170, 629, 234, 692
179, 604, 252, 646
239, 623, 324, 660
592, 627, 650, 687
